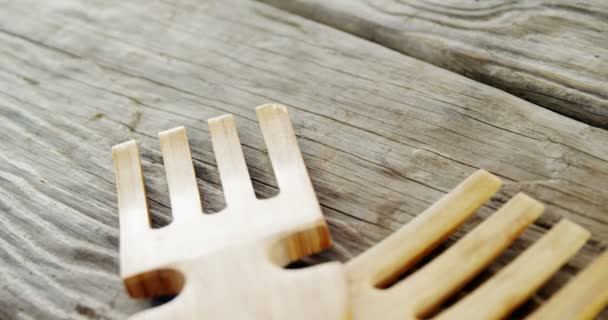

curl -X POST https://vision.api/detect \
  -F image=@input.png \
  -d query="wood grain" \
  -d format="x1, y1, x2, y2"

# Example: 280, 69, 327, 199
259, 0, 608, 129
0, 0, 606, 318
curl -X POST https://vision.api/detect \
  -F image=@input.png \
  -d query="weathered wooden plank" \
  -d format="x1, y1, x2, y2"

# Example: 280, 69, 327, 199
259, 0, 608, 129
0, 0, 606, 318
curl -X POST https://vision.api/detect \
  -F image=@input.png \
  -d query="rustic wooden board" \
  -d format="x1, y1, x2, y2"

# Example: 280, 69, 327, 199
0, 0, 606, 318
260, 0, 608, 129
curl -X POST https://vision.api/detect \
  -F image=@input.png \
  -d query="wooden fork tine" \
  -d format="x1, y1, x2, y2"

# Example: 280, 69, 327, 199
347, 169, 502, 287
256, 104, 313, 196
437, 220, 590, 320
159, 127, 203, 220
393, 193, 543, 318
208, 114, 256, 206
527, 250, 608, 320
112, 140, 150, 233
113, 106, 349, 319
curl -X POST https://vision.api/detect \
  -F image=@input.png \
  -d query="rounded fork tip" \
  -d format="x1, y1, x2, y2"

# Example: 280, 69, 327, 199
472, 169, 501, 184
511, 192, 545, 214
207, 114, 234, 124
159, 126, 186, 138
256, 103, 288, 113
555, 219, 591, 239
112, 140, 137, 153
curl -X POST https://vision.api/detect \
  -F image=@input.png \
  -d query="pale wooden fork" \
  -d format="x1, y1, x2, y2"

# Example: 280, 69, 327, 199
112, 104, 348, 319
348, 169, 608, 320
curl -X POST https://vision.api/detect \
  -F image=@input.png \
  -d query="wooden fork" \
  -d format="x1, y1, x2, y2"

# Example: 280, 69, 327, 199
348, 169, 608, 319
112, 104, 348, 319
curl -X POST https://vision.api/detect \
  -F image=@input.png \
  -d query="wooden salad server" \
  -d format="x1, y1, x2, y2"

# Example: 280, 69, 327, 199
112, 104, 348, 319
347, 169, 608, 320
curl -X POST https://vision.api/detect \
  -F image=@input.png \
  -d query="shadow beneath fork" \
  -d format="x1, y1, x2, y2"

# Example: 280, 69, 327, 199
151, 295, 178, 307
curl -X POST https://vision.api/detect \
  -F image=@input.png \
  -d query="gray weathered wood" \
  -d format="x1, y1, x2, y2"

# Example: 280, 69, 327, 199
259, 0, 608, 129
0, 0, 606, 318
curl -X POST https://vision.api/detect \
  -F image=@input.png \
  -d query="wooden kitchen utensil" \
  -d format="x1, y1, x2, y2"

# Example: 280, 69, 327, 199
527, 250, 608, 319
112, 104, 348, 319
347, 169, 607, 320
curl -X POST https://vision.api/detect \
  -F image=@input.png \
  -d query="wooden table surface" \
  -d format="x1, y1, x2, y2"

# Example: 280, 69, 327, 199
0, 0, 606, 318
264, 0, 608, 128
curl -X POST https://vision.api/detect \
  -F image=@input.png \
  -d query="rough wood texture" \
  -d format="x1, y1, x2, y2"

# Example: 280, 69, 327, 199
112, 105, 347, 319
259, 0, 608, 129
0, 0, 606, 319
